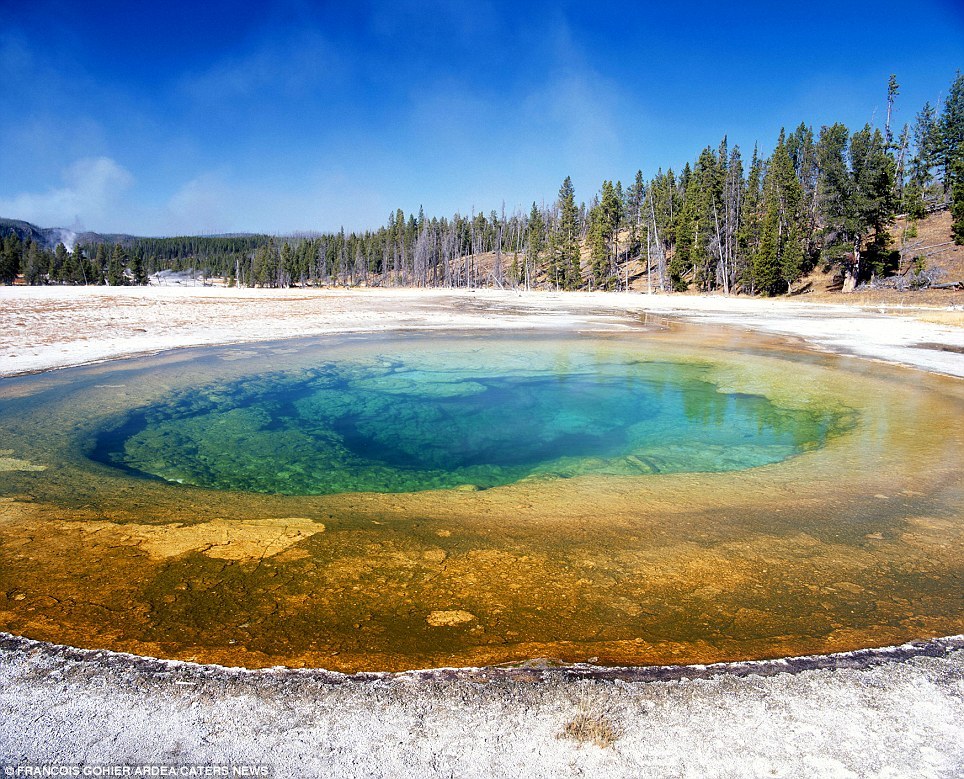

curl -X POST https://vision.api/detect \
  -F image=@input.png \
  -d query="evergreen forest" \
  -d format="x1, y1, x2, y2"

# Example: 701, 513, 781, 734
2, 73, 963, 295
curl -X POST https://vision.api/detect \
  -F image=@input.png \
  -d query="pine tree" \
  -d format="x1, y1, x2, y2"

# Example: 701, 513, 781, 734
939, 73, 964, 242
787, 123, 819, 261
280, 242, 294, 287
130, 251, 148, 285
50, 243, 67, 282
670, 173, 697, 291
719, 145, 745, 292
23, 240, 44, 285
599, 180, 622, 288
83, 245, 95, 283
93, 244, 108, 284
753, 132, 804, 295
753, 207, 781, 297
673, 147, 721, 291
738, 145, 765, 292
643, 169, 673, 290
850, 124, 898, 277
588, 200, 608, 289
885, 74, 900, 150
508, 252, 520, 287
627, 170, 645, 259
0, 233, 22, 284
554, 177, 581, 290
816, 123, 858, 285
910, 102, 940, 194
70, 246, 88, 284
525, 202, 543, 290
774, 133, 805, 288
895, 123, 910, 204
953, 161, 964, 244
107, 244, 127, 286
816, 123, 897, 290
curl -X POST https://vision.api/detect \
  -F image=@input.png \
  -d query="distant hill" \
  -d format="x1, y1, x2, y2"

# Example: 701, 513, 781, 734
0, 217, 138, 250
0, 218, 47, 246
0, 217, 272, 248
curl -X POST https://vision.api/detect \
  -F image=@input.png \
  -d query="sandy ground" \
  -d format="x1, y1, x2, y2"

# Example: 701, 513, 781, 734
1, 285, 963, 777
1, 634, 962, 778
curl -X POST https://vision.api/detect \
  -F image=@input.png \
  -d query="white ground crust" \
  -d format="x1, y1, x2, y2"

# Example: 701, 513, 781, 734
1, 286, 963, 378
1, 286, 962, 775
1, 640, 962, 778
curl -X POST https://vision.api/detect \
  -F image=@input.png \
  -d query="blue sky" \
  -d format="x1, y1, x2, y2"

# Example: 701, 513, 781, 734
1, 0, 962, 236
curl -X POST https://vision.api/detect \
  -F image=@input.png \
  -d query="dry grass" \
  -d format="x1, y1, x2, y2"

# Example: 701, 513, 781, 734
558, 711, 621, 748
881, 308, 964, 326
895, 210, 964, 281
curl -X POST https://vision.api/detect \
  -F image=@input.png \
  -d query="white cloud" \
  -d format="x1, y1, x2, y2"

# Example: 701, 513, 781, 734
0, 157, 134, 229
162, 174, 233, 235
523, 69, 622, 155
518, 21, 626, 179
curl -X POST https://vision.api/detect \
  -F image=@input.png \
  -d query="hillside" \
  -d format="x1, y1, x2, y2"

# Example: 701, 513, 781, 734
0, 218, 47, 246
0, 218, 136, 252
787, 210, 963, 306
468, 209, 964, 303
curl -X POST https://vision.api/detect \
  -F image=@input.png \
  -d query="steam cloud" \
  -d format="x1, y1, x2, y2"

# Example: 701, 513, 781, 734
0, 156, 134, 231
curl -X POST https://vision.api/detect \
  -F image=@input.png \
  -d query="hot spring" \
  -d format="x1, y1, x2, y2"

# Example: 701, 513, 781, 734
0, 325, 961, 671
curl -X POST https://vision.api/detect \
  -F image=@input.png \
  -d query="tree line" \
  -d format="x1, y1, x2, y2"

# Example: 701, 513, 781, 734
0, 238, 149, 286
2, 72, 962, 294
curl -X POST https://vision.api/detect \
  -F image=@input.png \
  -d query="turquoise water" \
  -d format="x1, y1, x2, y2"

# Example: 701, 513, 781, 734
91, 349, 848, 495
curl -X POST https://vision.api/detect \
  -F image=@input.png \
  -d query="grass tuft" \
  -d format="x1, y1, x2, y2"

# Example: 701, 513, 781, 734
558, 711, 621, 748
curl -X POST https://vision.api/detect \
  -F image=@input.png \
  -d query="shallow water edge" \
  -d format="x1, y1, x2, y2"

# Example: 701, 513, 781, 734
2, 630, 962, 684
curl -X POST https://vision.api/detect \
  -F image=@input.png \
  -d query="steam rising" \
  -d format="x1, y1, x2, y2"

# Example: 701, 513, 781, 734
0, 157, 133, 235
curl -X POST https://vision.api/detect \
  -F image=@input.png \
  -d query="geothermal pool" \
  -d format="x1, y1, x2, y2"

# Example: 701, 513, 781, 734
0, 326, 962, 671
92, 345, 849, 494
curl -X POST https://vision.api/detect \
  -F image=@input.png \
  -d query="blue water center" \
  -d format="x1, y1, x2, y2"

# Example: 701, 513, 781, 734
91, 348, 849, 495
